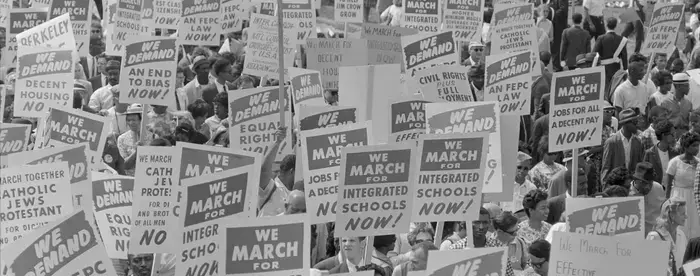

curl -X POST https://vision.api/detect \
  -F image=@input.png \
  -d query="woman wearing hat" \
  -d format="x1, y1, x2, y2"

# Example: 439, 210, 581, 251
117, 103, 144, 176
647, 198, 688, 276
666, 132, 700, 238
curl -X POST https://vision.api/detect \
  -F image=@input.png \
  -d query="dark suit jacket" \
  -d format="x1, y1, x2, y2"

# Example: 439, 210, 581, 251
561, 26, 591, 67
89, 75, 103, 92
530, 114, 549, 163
601, 131, 645, 183
79, 56, 90, 79
643, 144, 679, 184
593, 32, 629, 70
550, 0, 568, 25
546, 194, 566, 224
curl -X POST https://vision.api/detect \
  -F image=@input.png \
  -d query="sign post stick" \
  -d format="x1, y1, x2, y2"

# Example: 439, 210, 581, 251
571, 148, 579, 197
363, 236, 374, 266
434, 222, 444, 247
276, 0, 286, 127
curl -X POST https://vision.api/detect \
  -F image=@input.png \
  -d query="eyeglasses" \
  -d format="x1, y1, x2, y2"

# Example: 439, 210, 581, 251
472, 48, 484, 52
517, 166, 530, 170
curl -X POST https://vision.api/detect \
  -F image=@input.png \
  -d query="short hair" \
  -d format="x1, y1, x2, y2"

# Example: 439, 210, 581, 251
161, 135, 177, 146
652, 69, 673, 87
648, 106, 668, 123
479, 206, 490, 216
212, 58, 231, 75
373, 235, 397, 249
538, 135, 550, 156
213, 92, 228, 109
629, 53, 648, 64
654, 120, 674, 141
407, 223, 434, 246
572, 13, 583, 24
149, 138, 172, 146
603, 185, 629, 197
679, 131, 700, 150
604, 166, 629, 187
192, 47, 211, 58
492, 211, 519, 231
522, 189, 549, 217
528, 240, 551, 261
358, 264, 385, 276
233, 75, 256, 89
280, 154, 295, 172
221, 52, 238, 65
605, 17, 618, 30
187, 99, 210, 119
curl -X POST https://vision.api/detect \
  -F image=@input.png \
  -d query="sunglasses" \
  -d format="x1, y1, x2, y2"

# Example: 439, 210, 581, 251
471, 48, 484, 52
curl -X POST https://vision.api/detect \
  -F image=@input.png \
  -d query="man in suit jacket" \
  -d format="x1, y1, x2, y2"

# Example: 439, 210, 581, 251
601, 108, 645, 183
88, 53, 108, 90
560, 13, 591, 69
546, 167, 588, 224
594, 17, 629, 96
183, 55, 212, 104
642, 120, 679, 183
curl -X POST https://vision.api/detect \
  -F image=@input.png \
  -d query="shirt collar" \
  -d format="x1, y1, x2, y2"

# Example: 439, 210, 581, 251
566, 191, 572, 198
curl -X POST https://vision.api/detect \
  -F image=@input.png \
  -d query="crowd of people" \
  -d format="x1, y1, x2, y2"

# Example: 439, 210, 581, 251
5, 0, 700, 275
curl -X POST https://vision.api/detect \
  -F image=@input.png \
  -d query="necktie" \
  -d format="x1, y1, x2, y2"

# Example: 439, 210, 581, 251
175, 92, 181, 110
91, 58, 97, 77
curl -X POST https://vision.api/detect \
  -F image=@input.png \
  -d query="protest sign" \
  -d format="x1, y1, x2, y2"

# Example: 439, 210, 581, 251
176, 167, 257, 276
389, 97, 432, 144
411, 133, 488, 222
548, 66, 604, 152
130, 146, 182, 254
684, 259, 700, 276
334, 0, 363, 23
641, 2, 684, 56
113, 0, 143, 53
92, 172, 134, 259
0, 0, 9, 28
336, 143, 414, 237
412, 64, 473, 101
153, 0, 181, 28
1, 8, 48, 69
339, 64, 402, 145
243, 13, 296, 79
120, 35, 177, 107
334, 273, 372, 276
0, 123, 31, 158
298, 105, 358, 131
402, 31, 458, 77
443, 0, 484, 42
0, 162, 73, 247
221, 0, 247, 33
40, 106, 109, 165
300, 121, 372, 224
490, 3, 538, 55
228, 86, 293, 161
224, 214, 310, 276
361, 23, 417, 69
289, 67, 325, 110
177, 142, 261, 215
104, 0, 120, 55
566, 197, 645, 238
0, 86, 5, 122
48, 0, 92, 56
260, 1, 277, 15
282, 0, 316, 45
179, 0, 222, 46
140, 0, 154, 34
484, 50, 534, 115
305, 38, 369, 89
549, 231, 669, 276
5, 143, 91, 207
0, 209, 118, 276
426, 247, 507, 276
426, 101, 503, 193
402, 0, 441, 32
14, 14, 75, 118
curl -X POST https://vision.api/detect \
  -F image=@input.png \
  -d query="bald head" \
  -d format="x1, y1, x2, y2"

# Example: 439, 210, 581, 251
285, 190, 306, 214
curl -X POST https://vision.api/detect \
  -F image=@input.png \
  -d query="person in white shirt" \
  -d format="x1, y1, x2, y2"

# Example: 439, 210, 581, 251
613, 55, 654, 116
91, 60, 121, 114
258, 127, 293, 217
183, 55, 212, 104
211, 58, 235, 93
504, 152, 537, 217
650, 69, 674, 107
582, 0, 604, 39
380, 0, 402, 27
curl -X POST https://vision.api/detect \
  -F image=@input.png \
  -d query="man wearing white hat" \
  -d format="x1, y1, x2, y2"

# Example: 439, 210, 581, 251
461, 41, 484, 68
660, 73, 693, 134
